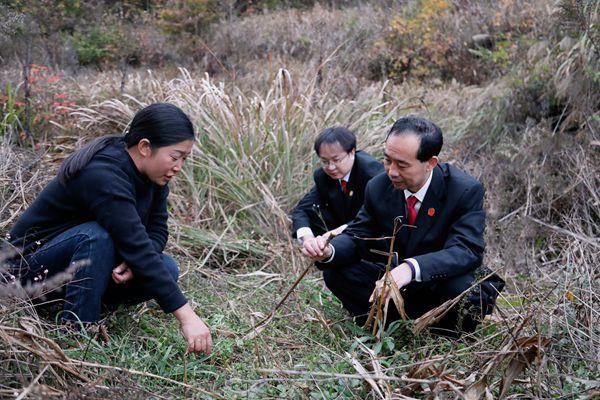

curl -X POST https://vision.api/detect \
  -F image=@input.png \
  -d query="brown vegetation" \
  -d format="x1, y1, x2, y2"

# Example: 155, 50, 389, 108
0, 0, 598, 398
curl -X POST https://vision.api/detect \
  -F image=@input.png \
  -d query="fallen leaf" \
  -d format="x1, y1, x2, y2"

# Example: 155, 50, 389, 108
498, 336, 551, 399
565, 291, 575, 301
464, 377, 488, 400
347, 352, 385, 399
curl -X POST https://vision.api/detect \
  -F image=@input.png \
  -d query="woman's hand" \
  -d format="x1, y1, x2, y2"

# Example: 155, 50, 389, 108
173, 303, 213, 355
112, 261, 134, 284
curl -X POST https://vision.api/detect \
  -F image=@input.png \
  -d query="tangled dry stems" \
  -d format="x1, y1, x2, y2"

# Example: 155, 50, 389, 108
1, 67, 596, 397
0, 1, 598, 398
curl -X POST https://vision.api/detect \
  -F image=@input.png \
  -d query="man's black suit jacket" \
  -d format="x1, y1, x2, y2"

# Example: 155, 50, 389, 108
291, 150, 383, 237
322, 162, 486, 281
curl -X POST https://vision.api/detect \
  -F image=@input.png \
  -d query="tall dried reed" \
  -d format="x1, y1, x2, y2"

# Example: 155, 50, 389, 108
69, 68, 422, 271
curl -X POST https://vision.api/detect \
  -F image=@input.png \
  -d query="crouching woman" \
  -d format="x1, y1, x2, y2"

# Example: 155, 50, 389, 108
6, 103, 211, 354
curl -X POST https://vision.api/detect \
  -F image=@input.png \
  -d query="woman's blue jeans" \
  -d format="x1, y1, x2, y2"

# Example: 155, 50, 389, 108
12, 221, 179, 323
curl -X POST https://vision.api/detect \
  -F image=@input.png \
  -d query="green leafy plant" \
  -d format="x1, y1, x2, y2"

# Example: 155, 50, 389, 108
72, 27, 120, 66
0, 82, 25, 139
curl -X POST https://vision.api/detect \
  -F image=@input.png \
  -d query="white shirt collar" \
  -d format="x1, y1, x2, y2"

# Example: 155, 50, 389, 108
404, 170, 433, 203
340, 170, 351, 183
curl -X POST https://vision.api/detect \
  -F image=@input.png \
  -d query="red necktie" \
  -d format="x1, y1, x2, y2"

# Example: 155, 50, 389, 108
406, 195, 418, 225
340, 180, 348, 195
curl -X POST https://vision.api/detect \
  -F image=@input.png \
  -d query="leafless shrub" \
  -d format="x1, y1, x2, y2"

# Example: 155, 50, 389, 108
0, 6, 24, 44
208, 3, 389, 86
0, 137, 51, 232
1, 259, 86, 304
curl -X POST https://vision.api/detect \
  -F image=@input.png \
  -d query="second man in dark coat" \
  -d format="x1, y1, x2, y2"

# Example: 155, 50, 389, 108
291, 126, 383, 257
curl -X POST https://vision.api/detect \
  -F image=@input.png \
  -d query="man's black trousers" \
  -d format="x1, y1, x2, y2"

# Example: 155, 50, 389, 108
320, 261, 504, 336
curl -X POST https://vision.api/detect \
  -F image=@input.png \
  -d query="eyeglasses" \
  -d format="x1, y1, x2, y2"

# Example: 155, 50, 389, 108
320, 152, 351, 168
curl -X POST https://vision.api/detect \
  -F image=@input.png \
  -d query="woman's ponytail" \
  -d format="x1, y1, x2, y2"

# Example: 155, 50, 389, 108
57, 135, 122, 185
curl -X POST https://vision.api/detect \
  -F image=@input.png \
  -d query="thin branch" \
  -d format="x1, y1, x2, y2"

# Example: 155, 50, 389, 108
527, 216, 600, 249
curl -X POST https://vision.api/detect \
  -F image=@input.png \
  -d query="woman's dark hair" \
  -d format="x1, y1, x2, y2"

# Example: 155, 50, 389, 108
386, 116, 443, 162
58, 103, 194, 185
313, 126, 357, 155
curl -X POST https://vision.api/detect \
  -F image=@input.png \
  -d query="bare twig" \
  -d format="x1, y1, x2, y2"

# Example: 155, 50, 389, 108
256, 367, 437, 383
15, 364, 49, 400
243, 232, 337, 340
364, 216, 409, 336
412, 270, 501, 335
70, 360, 225, 399
527, 216, 600, 249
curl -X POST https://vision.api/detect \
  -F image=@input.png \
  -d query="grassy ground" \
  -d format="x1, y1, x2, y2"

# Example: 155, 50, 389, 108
1, 67, 596, 396
1, 1, 599, 398
13, 255, 522, 399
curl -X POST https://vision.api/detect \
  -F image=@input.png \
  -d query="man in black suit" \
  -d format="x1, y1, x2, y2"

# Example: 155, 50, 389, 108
292, 126, 383, 258
303, 116, 503, 335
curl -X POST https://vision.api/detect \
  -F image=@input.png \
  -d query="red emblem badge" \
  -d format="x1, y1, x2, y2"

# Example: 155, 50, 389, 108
428, 208, 435, 217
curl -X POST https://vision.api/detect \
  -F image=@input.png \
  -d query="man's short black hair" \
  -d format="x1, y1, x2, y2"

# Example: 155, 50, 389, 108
386, 116, 443, 162
314, 126, 357, 155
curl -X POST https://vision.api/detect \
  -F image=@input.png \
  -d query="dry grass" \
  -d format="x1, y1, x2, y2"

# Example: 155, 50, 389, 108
0, 0, 598, 398
207, 3, 389, 87
1, 64, 596, 397
64, 68, 425, 274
